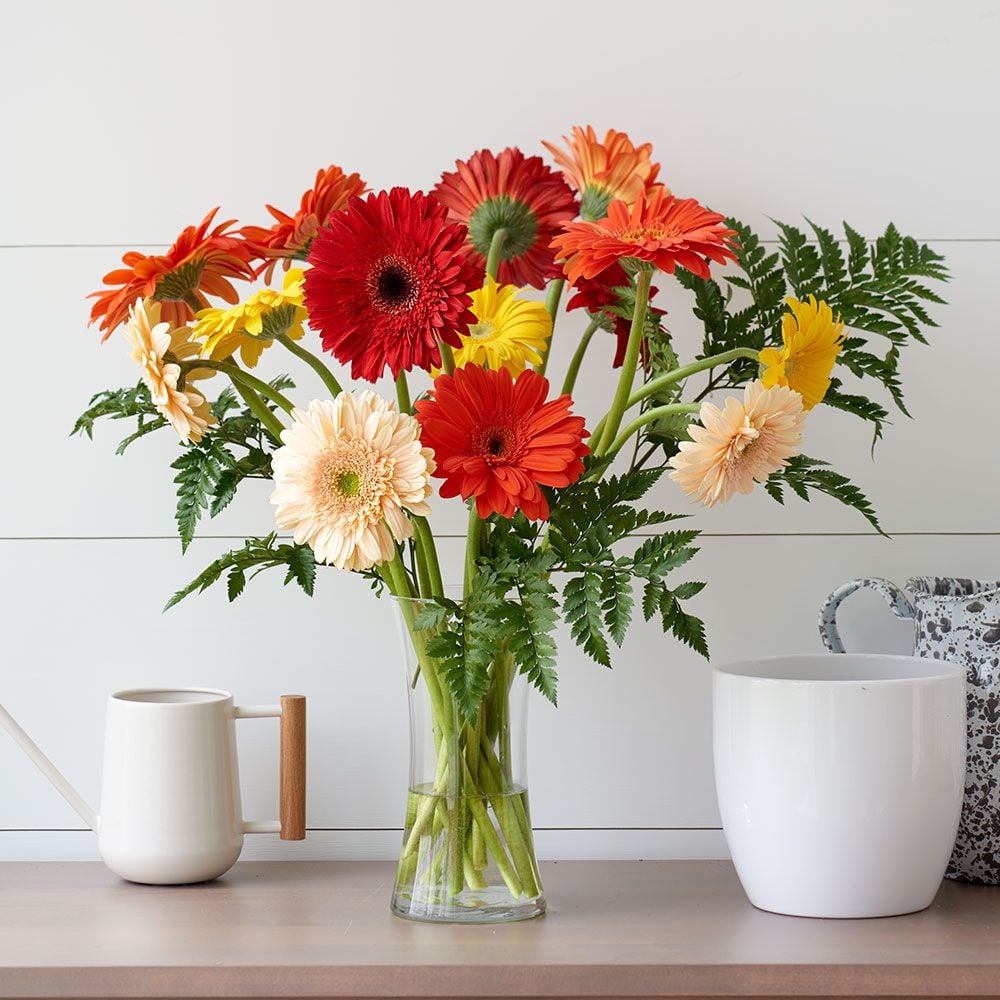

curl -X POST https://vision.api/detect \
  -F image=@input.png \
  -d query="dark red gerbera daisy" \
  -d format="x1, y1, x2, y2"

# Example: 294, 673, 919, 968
304, 188, 479, 382
566, 262, 666, 367
415, 366, 589, 521
433, 147, 578, 289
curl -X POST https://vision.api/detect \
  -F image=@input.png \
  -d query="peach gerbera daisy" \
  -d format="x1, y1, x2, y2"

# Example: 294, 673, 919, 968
668, 380, 805, 507
124, 298, 216, 445
543, 126, 665, 221
269, 393, 435, 571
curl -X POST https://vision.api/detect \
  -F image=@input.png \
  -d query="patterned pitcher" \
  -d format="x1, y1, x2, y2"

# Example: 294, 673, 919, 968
820, 576, 1000, 884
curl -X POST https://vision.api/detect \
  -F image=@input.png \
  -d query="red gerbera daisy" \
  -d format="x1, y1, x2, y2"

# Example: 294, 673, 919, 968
415, 366, 589, 521
566, 262, 666, 367
239, 164, 368, 281
551, 188, 738, 286
433, 147, 578, 289
304, 188, 480, 383
88, 208, 255, 341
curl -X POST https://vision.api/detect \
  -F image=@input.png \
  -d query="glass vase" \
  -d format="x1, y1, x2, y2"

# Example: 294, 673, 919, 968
390, 596, 546, 923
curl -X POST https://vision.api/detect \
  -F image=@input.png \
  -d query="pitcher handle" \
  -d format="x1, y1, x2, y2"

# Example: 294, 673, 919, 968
819, 578, 916, 653
234, 694, 307, 841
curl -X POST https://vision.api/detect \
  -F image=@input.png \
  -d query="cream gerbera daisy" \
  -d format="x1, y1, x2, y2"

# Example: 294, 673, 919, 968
125, 298, 216, 445
194, 267, 307, 369
269, 392, 435, 571
447, 277, 551, 374
668, 380, 805, 507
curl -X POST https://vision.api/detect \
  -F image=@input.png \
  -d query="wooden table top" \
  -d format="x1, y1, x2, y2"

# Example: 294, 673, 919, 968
1, 860, 999, 999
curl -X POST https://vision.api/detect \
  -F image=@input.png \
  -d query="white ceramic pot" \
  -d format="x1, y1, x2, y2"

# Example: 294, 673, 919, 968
713, 654, 966, 918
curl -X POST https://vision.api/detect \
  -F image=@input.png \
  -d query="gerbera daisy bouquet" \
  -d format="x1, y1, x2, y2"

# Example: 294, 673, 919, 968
77, 127, 949, 921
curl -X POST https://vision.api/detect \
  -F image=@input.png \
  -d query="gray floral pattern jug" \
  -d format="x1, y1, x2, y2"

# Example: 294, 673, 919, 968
820, 576, 1000, 884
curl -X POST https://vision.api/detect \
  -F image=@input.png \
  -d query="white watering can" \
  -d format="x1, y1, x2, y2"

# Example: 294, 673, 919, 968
0, 687, 306, 884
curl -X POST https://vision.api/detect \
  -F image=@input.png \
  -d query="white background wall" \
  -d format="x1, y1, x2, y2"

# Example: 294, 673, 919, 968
1, 0, 998, 863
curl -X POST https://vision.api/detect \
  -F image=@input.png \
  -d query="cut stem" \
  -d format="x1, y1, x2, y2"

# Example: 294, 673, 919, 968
230, 381, 285, 441
594, 268, 653, 456
536, 278, 565, 377
560, 317, 600, 397
276, 334, 343, 398
605, 402, 702, 456
485, 228, 509, 281
395, 371, 412, 414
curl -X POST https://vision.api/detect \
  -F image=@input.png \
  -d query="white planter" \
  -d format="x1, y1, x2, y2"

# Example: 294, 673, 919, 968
713, 654, 966, 918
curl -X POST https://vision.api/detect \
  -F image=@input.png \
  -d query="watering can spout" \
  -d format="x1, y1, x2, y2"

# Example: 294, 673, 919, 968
0, 703, 98, 830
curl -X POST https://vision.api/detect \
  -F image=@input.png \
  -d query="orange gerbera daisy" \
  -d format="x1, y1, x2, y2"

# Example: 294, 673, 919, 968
88, 209, 255, 342
551, 188, 738, 286
239, 163, 368, 281
415, 366, 589, 521
543, 126, 666, 221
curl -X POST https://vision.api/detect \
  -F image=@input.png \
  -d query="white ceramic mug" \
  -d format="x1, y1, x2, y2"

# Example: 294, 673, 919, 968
713, 654, 965, 918
99, 688, 306, 885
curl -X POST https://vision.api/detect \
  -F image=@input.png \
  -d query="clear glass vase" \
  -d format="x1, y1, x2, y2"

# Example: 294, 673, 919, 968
390, 596, 546, 923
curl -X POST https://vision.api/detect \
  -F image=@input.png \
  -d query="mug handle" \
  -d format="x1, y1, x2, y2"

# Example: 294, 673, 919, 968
234, 694, 307, 841
819, 579, 916, 653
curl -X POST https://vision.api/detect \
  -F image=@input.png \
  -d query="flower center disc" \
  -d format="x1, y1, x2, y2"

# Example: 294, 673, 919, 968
468, 321, 496, 341
337, 470, 361, 497
368, 256, 420, 314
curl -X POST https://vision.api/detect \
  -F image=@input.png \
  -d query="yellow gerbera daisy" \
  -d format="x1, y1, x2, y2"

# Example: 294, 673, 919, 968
448, 278, 551, 374
194, 268, 307, 369
759, 296, 845, 409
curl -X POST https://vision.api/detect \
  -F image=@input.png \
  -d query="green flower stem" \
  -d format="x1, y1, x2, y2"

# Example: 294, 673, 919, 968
395, 371, 412, 414
230, 380, 286, 441
624, 346, 761, 410
438, 339, 456, 375
413, 539, 434, 599
188, 358, 295, 415
605, 402, 702, 456
461, 756, 523, 897
536, 278, 565, 377
182, 291, 206, 314
276, 334, 343, 398
593, 268, 653, 457
588, 346, 762, 450
412, 516, 444, 598
485, 227, 509, 281
560, 316, 601, 397
464, 502, 481, 596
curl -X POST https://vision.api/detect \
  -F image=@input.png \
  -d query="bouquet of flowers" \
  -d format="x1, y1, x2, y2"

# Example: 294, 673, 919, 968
77, 127, 949, 921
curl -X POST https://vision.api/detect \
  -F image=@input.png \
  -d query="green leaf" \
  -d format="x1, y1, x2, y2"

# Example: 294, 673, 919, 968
171, 440, 236, 552
600, 569, 633, 648
425, 590, 506, 722
227, 567, 246, 602
564, 572, 610, 667
71, 382, 162, 441
508, 573, 560, 705
163, 534, 318, 610
766, 456, 884, 535
283, 544, 316, 596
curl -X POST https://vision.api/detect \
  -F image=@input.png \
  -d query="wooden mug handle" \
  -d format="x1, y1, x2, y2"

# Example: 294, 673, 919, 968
279, 695, 306, 840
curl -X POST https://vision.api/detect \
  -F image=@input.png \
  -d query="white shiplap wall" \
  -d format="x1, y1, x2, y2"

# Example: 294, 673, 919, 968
1, 0, 998, 862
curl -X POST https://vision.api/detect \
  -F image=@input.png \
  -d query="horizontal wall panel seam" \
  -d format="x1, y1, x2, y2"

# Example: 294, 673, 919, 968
2, 237, 997, 250
0, 532, 997, 541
